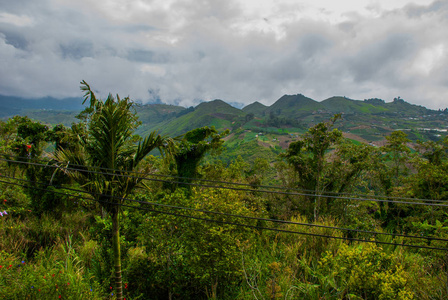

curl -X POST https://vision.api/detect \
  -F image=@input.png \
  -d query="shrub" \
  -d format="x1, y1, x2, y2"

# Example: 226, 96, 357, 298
317, 243, 413, 299
0, 245, 103, 299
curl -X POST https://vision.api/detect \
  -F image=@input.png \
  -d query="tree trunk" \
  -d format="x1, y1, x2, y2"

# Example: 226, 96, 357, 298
112, 209, 123, 300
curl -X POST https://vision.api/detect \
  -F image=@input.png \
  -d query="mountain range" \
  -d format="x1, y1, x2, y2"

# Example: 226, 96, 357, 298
2, 93, 447, 163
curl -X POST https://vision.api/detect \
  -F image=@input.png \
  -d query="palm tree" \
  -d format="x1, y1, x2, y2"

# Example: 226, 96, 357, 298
57, 81, 169, 300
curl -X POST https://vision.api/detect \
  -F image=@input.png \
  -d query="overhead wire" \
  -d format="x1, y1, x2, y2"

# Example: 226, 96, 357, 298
1, 178, 447, 251
2, 153, 447, 204
1, 173, 448, 249
15, 153, 448, 203
2, 157, 448, 208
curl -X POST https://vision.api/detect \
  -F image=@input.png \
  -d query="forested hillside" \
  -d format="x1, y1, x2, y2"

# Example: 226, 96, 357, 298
1, 84, 448, 299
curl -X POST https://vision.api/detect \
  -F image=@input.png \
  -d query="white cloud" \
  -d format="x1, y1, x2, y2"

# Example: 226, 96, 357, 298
0, 12, 34, 27
411, 44, 446, 75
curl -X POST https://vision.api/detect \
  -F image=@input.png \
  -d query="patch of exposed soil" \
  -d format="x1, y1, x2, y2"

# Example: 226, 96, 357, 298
258, 140, 272, 148
342, 132, 369, 144
370, 139, 388, 147
276, 135, 297, 149
223, 133, 235, 142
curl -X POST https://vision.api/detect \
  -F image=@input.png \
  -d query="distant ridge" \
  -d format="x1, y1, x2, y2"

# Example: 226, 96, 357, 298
0, 95, 84, 118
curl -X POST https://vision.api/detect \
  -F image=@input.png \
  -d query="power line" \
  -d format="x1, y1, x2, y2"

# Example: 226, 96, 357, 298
2, 174, 448, 248
2, 153, 446, 204
1, 177, 446, 251
2, 157, 448, 207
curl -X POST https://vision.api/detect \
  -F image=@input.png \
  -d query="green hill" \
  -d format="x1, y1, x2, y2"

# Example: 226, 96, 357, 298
137, 103, 186, 124
135, 103, 187, 136
242, 101, 268, 117
383, 97, 429, 116
266, 94, 323, 118
321, 96, 388, 114
154, 99, 244, 136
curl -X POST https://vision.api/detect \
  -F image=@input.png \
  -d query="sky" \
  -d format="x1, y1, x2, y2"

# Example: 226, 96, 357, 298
0, 0, 447, 109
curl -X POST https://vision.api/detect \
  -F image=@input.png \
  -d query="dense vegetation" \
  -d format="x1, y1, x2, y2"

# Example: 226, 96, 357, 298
1, 83, 448, 299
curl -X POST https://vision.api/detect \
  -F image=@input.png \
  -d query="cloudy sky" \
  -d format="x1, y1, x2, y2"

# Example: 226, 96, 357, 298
0, 0, 447, 109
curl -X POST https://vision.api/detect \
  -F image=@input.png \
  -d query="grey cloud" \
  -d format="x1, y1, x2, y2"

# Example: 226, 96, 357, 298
0, 0, 447, 110
296, 34, 334, 60
0, 0, 43, 14
127, 49, 171, 63
1, 28, 29, 50
119, 24, 157, 33
404, 0, 448, 18
338, 21, 355, 34
175, 0, 243, 24
347, 34, 416, 83
59, 41, 95, 60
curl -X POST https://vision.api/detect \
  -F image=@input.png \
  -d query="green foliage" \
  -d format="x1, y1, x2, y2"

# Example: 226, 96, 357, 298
281, 115, 376, 221
317, 243, 413, 299
57, 80, 169, 211
6, 116, 49, 167
220, 138, 281, 166
282, 115, 343, 190
56, 81, 171, 299
380, 131, 412, 188
0, 244, 103, 299
129, 187, 261, 299
266, 110, 303, 128
0, 117, 20, 155
3, 117, 77, 216
1, 210, 91, 257
171, 126, 228, 188
410, 137, 448, 200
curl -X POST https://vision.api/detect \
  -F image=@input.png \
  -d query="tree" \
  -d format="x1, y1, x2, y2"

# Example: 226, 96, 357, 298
410, 137, 448, 201
380, 130, 411, 190
401, 137, 448, 226
171, 126, 228, 190
6, 117, 75, 216
56, 81, 169, 300
281, 115, 375, 221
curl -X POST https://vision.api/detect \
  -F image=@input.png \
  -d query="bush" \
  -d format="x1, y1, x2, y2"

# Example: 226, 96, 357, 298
317, 243, 413, 299
0, 245, 103, 299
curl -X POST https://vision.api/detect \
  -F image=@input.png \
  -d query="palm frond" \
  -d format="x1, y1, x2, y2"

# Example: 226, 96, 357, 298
80, 80, 98, 108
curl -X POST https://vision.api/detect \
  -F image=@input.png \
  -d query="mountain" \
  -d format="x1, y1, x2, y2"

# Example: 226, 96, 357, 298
242, 101, 267, 117
265, 94, 323, 118
146, 99, 245, 136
